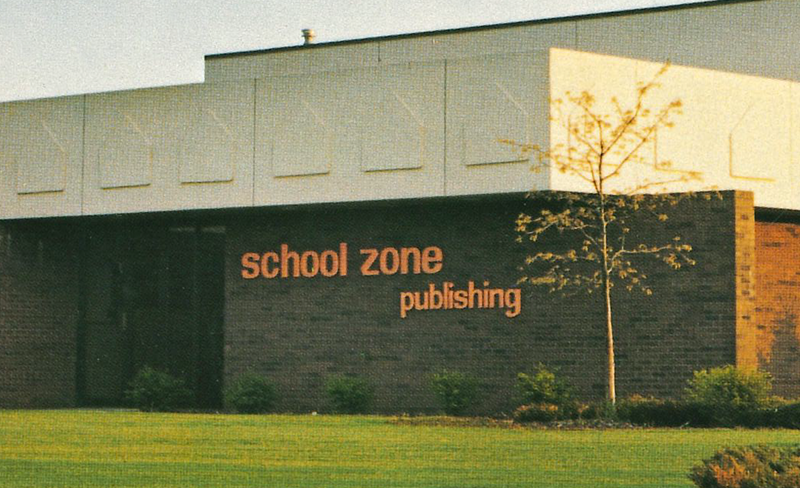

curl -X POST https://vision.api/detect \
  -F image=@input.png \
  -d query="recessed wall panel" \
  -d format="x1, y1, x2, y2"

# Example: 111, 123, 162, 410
93, 90, 160, 190
84, 82, 254, 215
175, 82, 251, 184
446, 52, 549, 196
256, 63, 445, 205
358, 64, 440, 172
264, 73, 334, 178
0, 97, 83, 218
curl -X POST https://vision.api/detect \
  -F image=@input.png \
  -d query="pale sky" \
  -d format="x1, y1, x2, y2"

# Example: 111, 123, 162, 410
0, 0, 715, 103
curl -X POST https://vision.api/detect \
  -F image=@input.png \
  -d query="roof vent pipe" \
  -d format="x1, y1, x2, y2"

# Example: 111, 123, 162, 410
302, 29, 315, 45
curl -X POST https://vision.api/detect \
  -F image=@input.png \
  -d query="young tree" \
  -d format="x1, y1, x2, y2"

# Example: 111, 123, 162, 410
507, 65, 708, 404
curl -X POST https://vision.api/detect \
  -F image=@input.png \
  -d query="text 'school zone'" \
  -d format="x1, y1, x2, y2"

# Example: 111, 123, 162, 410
241, 243, 522, 318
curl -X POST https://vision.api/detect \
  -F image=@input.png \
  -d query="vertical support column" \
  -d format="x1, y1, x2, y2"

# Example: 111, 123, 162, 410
734, 190, 758, 369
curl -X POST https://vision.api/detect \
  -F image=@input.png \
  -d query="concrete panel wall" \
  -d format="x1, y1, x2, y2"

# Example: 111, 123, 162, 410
255, 63, 446, 205
0, 97, 84, 218
574, 1, 800, 83
82, 82, 254, 215
445, 52, 549, 196
5, 0, 800, 219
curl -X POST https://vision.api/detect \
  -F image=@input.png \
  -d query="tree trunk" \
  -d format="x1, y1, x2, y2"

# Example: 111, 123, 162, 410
604, 270, 616, 405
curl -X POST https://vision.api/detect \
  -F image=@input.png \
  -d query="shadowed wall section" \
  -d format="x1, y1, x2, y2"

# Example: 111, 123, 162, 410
0, 222, 79, 407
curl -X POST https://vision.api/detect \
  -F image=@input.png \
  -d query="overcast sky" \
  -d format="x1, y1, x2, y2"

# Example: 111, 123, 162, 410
0, 0, 715, 102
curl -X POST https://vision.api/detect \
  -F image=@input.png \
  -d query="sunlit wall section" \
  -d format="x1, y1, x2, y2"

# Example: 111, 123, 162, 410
0, 96, 83, 219
549, 48, 800, 211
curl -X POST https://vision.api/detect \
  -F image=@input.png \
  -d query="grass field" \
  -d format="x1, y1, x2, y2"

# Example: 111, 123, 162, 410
0, 411, 799, 487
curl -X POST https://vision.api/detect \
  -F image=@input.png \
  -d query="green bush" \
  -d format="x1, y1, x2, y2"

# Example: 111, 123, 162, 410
685, 365, 773, 426
516, 363, 572, 407
616, 395, 712, 426
224, 374, 278, 414
124, 366, 194, 412
769, 401, 800, 429
579, 401, 620, 421
689, 445, 800, 488
325, 375, 374, 414
513, 402, 560, 423
429, 369, 480, 416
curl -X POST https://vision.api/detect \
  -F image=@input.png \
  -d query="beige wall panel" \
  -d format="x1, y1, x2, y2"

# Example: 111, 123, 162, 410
84, 82, 254, 215
175, 83, 250, 184
446, 52, 549, 196
262, 72, 336, 178
255, 63, 444, 206
91, 89, 162, 190
575, 1, 800, 83
791, 85, 800, 189
549, 48, 800, 210
0, 97, 83, 218
358, 63, 441, 172
206, 43, 379, 83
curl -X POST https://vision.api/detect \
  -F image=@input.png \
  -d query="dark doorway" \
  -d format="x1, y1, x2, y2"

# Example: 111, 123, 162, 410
79, 223, 225, 409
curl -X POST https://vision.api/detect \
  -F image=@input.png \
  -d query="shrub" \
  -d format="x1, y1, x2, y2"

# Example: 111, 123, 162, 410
224, 374, 278, 414
617, 395, 673, 426
689, 445, 800, 488
429, 369, 480, 416
513, 402, 560, 423
685, 365, 773, 426
325, 375, 374, 414
580, 401, 619, 421
616, 395, 711, 426
516, 363, 571, 407
124, 366, 194, 412
771, 401, 800, 429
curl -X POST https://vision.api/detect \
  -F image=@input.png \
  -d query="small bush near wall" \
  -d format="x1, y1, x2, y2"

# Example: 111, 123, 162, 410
325, 376, 374, 414
513, 364, 578, 422
772, 402, 800, 429
429, 370, 480, 416
513, 403, 561, 422
124, 366, 194, 412
616, 395, 713, 427
224, 374, 278, 414
689, 445, 800, 488
516, 364, 572, 407
685, 365, 774, 426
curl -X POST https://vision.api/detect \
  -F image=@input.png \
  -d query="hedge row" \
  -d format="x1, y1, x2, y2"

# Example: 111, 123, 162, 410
125, 364, 800, 429
124, 367, 477, 414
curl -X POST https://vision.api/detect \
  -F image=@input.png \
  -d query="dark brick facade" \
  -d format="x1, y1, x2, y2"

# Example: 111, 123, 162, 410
4, 189, 799, 413
225, 191, 748, 414
755, 219, 800, 397
0, 222, 79, 407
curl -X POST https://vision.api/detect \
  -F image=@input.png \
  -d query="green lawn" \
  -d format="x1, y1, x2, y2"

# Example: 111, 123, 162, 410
0, 411, 799, 487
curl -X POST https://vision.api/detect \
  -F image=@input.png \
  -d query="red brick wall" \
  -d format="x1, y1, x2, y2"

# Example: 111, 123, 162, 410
225, 191, 745, 414
755, 219, 800, 397
0, 222, 79, 407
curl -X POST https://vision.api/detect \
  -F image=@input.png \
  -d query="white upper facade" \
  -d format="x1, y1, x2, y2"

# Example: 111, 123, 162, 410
1, 0, 797, 219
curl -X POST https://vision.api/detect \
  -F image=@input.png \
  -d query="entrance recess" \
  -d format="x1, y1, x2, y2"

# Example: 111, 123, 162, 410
78, 224, 225, 409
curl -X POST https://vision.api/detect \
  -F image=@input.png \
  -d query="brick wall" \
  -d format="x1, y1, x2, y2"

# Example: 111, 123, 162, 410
0, 222, 79, 408
755, 219, 800, 397
225, 191, 746, 414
